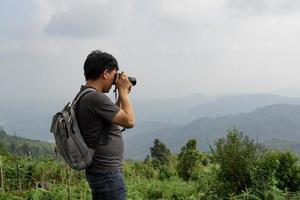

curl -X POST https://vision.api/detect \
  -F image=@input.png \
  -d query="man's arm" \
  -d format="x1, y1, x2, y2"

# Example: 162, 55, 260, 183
116, 97, 122, 109
112, 72, 135, 128
116, 85, 131, 109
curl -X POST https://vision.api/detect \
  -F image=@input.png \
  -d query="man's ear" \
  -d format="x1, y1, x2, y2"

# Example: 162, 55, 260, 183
103, 69, 109, 80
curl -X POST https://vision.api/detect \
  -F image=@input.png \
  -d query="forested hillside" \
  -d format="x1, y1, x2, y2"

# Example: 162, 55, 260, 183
1, 128, 300, 199
0, 127, 55, 158
125, 104, 300, 159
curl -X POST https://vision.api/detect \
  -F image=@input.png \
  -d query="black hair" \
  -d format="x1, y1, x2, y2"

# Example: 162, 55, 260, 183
84, 50, 119, 81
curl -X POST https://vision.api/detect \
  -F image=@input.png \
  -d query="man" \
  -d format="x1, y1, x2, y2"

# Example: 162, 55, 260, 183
76, 50, 135, 200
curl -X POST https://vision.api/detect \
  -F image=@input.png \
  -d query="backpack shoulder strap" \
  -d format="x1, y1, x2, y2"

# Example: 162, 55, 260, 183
71, 88, 97, 107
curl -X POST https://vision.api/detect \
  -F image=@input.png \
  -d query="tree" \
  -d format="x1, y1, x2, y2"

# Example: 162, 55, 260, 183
274, 151, 300, 192
177, 138, 201, 181
210, 128, 266, 196
0, 143, 9, 156
0, 127, 5, 136
20, 143, 30, 156
9, 142, 17, 154
150, 139, 171, 168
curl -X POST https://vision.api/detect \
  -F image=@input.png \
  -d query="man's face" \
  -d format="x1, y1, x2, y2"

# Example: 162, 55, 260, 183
103, 69, 117, 93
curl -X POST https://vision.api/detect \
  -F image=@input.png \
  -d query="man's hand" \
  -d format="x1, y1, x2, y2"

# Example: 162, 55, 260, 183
115, 71, 132, 94
113, 71, 135, 128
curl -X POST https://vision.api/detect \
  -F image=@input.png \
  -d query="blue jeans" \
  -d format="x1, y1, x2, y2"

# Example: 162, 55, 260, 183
86, 169, 126, 200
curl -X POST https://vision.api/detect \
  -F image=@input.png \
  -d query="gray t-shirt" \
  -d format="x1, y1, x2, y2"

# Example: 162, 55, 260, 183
76, 85, 123, 173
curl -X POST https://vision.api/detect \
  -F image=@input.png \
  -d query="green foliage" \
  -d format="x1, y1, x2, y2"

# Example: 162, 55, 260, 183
263, 190, 286, 200
177, 138, 202, 181
0, 129, 55, 158
124, 159, 157, 179
2, 127, 300, 199
0, 192, 23, 200
147, 186, 164, 199
230, 192, 261, 200
150, 139, 171, 168
158, 165, 176, 180
250, 150, 280, 193
210, 128, 267, 196
26, 188, 53, 200
0, 143, 9, 156
126, 177, 201, 200
273, 151, 300, 192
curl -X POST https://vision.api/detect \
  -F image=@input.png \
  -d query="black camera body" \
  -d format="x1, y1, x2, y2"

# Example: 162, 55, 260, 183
113, 74, 137, 86
128, 77, 137, 86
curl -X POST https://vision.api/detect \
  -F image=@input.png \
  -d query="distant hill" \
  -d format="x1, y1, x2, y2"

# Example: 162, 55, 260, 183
272, 86, 300, 98
124, 104, 300, 159
0, 128, 55, 158
2, 114, 300, 161
133, 93, 218, 125
1, 93, 300, 142
2, 93, 300, 160
0, 97, 64, 141
264, 138, 300, 155
136, 93, 300, 124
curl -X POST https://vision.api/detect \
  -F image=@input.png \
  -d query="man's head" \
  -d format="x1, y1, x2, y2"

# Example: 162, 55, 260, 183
84, 50, 119, 92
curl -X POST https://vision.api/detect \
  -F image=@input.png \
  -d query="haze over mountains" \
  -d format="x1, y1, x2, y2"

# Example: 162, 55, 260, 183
134, 93, 300, 124
1, 92, 300, 159
125, 104, 300, 159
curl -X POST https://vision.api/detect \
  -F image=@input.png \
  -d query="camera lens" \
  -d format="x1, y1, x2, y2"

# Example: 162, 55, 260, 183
128, 77, 137, 86
113, 73, 137, 86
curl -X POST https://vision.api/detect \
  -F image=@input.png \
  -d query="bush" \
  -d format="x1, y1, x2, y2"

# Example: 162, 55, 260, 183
273, 151, 300, 192
124, 160, 157, 179
147, 186, 164, 199
250, 150, 280, 193
177, 139, 202, 181
150, 139, 171, 169
210, 128, 267, 197
0, 144, 9, 157
158, 166, 175, 180
0, 192, 23, 200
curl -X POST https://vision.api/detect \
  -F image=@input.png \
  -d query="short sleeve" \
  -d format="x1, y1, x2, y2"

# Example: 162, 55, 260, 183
87, 92, 120, 123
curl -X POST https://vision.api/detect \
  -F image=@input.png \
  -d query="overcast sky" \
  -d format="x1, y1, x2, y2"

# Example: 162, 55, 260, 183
1, 0, 300, 102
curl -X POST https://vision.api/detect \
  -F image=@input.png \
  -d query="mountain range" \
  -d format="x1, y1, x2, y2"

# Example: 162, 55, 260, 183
124, 103, 300, 159
133, 93, 300, 124
1, 93, 300, 159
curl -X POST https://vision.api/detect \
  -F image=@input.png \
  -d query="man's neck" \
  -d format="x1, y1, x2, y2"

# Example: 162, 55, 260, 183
85, 80, 103, 92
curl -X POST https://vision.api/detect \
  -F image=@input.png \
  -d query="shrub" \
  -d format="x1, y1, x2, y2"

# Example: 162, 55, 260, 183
274, 151, 300, 192
210, 128, 267, 197
177, 139, 202, 181
150, 139, 171, 168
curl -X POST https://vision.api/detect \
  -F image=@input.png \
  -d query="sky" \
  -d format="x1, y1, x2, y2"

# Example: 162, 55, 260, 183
1, 0, 300, 102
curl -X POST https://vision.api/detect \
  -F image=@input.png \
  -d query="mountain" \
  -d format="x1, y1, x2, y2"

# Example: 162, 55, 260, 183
0, 128, 55, 158
2, 101, 300, 160
136, 93, 300, 124
272, 86, 300, 98
264, 138, 300, 155
124, 104, 300, 159
0, 98, 65, 141
124, 121, 176, 137
133, 93, 218, 124
1, 92, 300, 153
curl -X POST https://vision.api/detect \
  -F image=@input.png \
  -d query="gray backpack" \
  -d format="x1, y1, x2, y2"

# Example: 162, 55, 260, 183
50, 88, 97, 171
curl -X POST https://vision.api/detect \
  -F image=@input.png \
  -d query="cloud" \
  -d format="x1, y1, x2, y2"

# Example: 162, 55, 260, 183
122, 0, 228, 34
227, 0, 300, 16
0, 0, 52, 40
2, 0, 300, 102
45, 0, 134, 38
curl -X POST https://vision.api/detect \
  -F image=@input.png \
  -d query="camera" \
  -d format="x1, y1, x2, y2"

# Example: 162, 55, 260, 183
113, 73, 137, 86
128, 77, 137, 86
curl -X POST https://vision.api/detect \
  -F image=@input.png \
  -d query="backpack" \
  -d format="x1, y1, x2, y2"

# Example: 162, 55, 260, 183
50, 88, 97, 171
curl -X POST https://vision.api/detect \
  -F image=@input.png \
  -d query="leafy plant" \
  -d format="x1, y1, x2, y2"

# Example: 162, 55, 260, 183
150, 139, 171, 168
177, 139, 202, 181
210, 128, 266, 196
